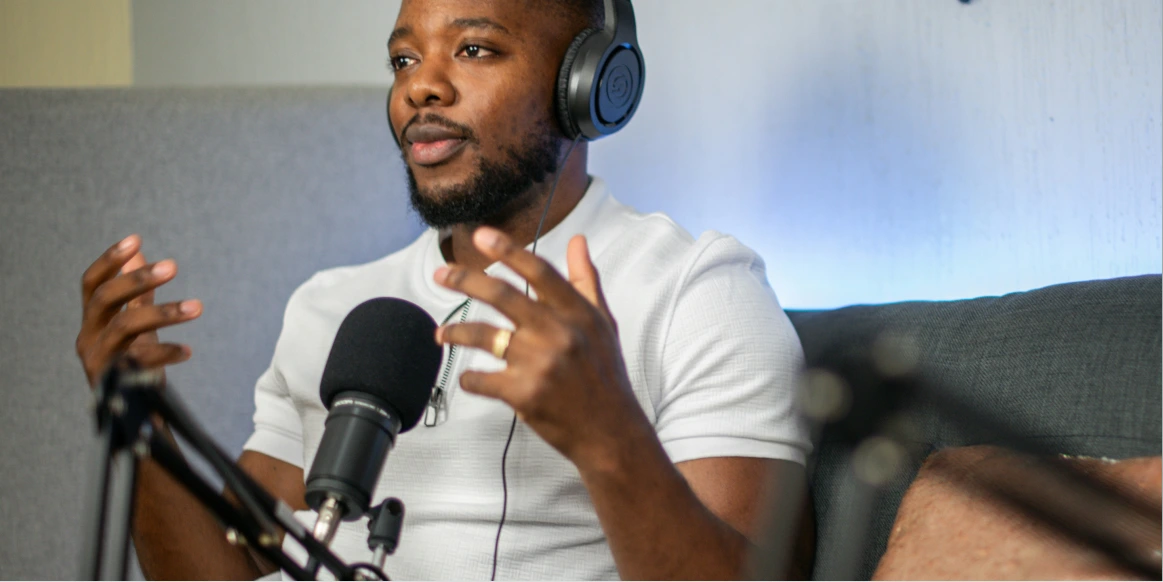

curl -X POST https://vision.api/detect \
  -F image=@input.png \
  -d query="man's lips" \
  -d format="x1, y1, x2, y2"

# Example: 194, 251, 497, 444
409, 138, 467, 166
404, 123, 469, 167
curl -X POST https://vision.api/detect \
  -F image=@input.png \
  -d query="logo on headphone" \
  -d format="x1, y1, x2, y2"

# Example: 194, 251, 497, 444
605, 65, 634, 107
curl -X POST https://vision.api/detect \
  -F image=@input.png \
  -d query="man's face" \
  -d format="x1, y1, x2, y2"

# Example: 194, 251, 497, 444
389, 0, 574, 228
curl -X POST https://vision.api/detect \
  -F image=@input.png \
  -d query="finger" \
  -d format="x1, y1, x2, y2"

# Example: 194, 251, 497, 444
434, 265, 544, 326
458, 369, 515, 403
81, 235, 140, 305
93, 300, 202, 359
566, 235, 612, 317
84, 260, 178, 330
122, 251, 147, 273
122, 251, 156, 309
472, 227, 578, 308
436, 321, 511, 358
127, 342, 192, 368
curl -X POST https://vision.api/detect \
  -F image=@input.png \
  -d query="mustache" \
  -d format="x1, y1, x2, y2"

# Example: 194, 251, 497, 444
399, 113, 479, 144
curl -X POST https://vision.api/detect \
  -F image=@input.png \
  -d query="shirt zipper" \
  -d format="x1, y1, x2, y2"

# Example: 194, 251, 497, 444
424, 298, 472, 427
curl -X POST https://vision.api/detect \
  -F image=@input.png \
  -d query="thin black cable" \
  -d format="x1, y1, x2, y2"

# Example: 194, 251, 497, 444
525, 134, 584, 294
490, 414, 520, 581
490, 134, 583, 580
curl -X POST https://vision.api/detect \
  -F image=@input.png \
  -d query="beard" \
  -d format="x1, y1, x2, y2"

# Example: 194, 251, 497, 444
406, 122, 561, 229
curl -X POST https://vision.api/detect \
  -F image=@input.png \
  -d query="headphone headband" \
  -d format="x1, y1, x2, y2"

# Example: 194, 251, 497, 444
608, 0, 636, 45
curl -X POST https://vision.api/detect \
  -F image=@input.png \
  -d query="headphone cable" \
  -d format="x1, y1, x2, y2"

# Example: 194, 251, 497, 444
490, 133, 583, 580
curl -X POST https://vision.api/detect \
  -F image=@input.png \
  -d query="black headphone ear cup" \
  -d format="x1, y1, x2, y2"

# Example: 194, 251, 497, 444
386, 85, 400, 148
555, 28, 600, 140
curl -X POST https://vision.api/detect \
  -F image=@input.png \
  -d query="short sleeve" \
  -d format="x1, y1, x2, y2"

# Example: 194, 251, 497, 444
654, 234, 811, 465
241, 283, 310, 469
242, 365, 304, 468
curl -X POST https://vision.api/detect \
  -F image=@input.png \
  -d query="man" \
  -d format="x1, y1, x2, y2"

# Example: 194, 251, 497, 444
74, 0, 811, 579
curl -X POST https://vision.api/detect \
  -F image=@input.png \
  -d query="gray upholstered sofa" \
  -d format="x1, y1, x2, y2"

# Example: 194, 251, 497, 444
1, 88, 1159, 580
788, 275, 1162, 579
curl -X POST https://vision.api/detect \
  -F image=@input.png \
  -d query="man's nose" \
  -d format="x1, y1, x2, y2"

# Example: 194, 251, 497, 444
403, 57, 456, 110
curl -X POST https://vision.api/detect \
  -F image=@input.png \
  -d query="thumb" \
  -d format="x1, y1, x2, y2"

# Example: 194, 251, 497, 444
566, 235, 612, 320
122, 251, 156, 308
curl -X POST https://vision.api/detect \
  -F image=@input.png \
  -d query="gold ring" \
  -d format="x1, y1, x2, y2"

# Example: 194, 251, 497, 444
491, 328, 513, 360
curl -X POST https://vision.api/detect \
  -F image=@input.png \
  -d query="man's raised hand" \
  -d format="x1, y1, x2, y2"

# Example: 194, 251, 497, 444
76, 235, 202, 388
433, 227, 653, 473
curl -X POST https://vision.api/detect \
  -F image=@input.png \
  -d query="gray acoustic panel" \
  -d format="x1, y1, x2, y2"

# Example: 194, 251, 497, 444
0, 87, 421, 580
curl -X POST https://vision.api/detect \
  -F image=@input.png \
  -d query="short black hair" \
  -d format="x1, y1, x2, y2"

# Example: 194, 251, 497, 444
553, 0, 605, 32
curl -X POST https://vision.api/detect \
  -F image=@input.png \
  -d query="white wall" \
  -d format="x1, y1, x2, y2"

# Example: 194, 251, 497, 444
131, 0, 1163, 308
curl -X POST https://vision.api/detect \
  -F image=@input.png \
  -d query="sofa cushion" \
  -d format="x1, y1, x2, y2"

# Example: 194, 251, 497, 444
787, 275, 1162, 579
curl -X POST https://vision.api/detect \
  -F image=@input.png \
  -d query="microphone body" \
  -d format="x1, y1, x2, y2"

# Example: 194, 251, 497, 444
305, 392, 403, 528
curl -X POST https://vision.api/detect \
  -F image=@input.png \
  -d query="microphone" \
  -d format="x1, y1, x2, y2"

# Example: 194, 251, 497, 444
304, 297, 443, 546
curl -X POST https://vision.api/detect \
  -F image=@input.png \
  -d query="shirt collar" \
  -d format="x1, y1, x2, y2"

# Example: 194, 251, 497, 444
420, 176, 613, 301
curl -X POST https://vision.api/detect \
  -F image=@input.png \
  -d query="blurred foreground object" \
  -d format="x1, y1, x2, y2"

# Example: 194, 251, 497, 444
873, 447, 1161, 580
781, 275, 1161, 579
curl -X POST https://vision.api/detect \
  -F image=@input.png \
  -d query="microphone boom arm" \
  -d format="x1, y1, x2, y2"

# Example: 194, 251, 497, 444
81, 361, 364, 581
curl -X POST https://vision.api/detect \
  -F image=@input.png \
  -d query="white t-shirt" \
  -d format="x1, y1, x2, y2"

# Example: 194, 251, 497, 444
243, 177, 810, 580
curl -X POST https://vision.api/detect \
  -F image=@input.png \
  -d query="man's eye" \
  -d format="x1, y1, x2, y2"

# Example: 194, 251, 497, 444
389, 55, 415, 71
460, 45, 495, 59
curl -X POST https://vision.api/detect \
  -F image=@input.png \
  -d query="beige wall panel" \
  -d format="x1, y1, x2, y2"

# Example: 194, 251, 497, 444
0, 0, 132, 87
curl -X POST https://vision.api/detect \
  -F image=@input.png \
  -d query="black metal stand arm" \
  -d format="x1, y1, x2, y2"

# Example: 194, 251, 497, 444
80, 363, 365, 580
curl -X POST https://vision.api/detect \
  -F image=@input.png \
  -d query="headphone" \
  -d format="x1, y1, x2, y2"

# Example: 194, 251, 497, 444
387, 0, 645, 145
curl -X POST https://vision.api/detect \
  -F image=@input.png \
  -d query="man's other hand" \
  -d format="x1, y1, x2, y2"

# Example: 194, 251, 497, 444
433, 226, 649, 471
76, 234, 202, 388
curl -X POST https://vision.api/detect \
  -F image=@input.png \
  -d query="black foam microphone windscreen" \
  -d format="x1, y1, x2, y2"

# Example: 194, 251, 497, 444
319, 297, 442, 431
305, 297, 442, 525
